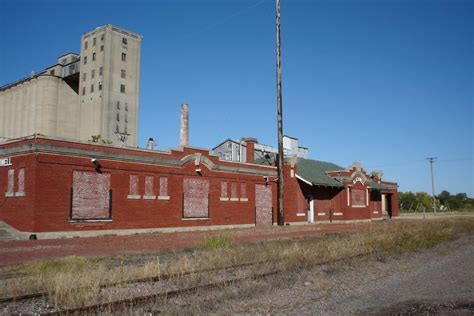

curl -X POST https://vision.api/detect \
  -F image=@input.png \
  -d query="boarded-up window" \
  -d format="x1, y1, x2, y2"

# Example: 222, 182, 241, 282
220, 180, 228, 201
16, 168, 25, 196
159, 177, 168, 197
144, 176, 155, 199
5, 169, 14, 197
220, 181, 227, 198
128, 175, 141, 199
351, 189, 365, 207
183, 178, 209, 218
230, 182, 238, 200
256, 184, 272, 227
240, 183, 247, 199
72, 171, 111, 220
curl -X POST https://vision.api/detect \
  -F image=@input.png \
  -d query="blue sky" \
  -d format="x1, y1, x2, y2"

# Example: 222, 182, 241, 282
1, 0, 473, 197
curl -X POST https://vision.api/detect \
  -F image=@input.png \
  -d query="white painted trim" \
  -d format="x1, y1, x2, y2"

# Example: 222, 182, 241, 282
309, 198, 314, 223
373, 211, 379, 214
317, 212, 326, 216
346, 187, 350, 206
296, 174, 312, 186
220, 197, 229, 201
366, 189, 369, 206
333, 212, 343, 216
181, 218, 209, 221
4, 192, 14, 197
352, 205, 366, 208
239, 198, 248, 202
127, 195, 141, 200
230, 197, 239, 201
290, 169, 295, 178
143, 195, 156, 200
296, 213, 306, 217
15, 192, 25, 197
158, 195, 170, 200
69, 219, 113, 223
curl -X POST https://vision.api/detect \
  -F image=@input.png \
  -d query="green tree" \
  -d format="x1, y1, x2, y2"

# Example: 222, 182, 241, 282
399, 191, 416, 210
437, 190, 451, 205
415, 192, 432, 211
448, 193, 468, 210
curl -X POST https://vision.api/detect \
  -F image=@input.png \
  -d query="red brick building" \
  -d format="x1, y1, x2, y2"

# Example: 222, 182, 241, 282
0, 135, 398, 239
281, 158, 399, 224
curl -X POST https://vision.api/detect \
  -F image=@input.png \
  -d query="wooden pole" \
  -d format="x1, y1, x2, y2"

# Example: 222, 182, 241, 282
426, 157, 437, 213
276, 0, 284, 226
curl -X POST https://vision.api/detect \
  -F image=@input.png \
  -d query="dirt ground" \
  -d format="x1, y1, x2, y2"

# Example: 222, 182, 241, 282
0, 221, 392, 267
133, 233, 474, 315
1, 219, 472, 315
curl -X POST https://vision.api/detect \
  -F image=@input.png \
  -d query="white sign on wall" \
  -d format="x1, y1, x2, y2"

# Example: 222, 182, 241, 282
0, 157, 12, 167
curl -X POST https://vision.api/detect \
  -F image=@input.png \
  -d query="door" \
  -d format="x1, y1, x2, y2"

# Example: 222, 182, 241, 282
255, 184, 272, 227
308, 196, 314, 223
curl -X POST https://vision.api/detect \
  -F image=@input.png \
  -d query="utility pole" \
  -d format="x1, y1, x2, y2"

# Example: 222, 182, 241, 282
276, 0, 284, 226
426, 157, 437, 213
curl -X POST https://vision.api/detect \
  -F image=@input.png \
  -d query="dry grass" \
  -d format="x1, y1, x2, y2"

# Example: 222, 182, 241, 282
1, 218, 473, 309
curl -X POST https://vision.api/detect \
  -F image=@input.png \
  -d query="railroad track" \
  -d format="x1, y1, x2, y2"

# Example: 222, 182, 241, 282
2, 253, 372, 315
42, 268, 282, 315
0, 259, 270, 304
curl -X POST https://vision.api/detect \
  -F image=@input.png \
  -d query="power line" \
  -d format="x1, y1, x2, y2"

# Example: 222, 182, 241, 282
194, 0, 266, 35
366, 157, 473, 169
437, 157, 474, 163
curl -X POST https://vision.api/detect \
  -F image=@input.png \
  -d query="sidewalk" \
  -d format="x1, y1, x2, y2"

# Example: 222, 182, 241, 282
0, 221, 397, 267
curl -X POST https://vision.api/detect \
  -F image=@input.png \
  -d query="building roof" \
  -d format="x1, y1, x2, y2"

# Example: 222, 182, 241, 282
366, 179, 391, 190
256, 157, 394, 189
297, 158, 393, 189
296, 158, 344, 187
57, 52, 79, 59
211, 138, 238, 150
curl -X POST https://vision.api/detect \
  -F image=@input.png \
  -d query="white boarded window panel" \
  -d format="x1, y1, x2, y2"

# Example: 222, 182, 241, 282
183, 178, 209, 218
230, 182, 238, 199
255, 184, 272, 227
220, 181, 227, 198
17, 169, 25, 193
72, 171, 110, 219
6, 169, 14, 195
145, 176, 154, 196
128, 175, 140, 199
16, 168, 25, 196
129, 175, 139, 195
351, 189, 366, 207
159, 177, 168, 196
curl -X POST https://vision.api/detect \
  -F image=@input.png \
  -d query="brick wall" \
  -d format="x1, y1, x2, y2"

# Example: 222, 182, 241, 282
0, 154, 37, 232
0, 137, 398, 233
0, 138, 278, 233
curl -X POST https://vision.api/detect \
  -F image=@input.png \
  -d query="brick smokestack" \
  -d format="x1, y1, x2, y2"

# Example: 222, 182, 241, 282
243, 137, 258, 163
180, 103, 189, 147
